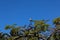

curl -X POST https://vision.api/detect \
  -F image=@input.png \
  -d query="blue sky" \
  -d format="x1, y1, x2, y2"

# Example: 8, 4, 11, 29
0, 0, 60, 33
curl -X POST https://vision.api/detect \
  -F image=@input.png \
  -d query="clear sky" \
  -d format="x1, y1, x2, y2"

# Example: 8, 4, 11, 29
0, 0, 60, 33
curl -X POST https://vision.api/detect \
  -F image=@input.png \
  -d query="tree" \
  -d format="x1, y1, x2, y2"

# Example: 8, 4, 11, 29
5, 24, 20, 36
48, 17, 60, 40
0, 17, 60, 40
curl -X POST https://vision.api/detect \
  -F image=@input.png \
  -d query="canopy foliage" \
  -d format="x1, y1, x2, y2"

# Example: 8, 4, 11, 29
0, 17, 60, 40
